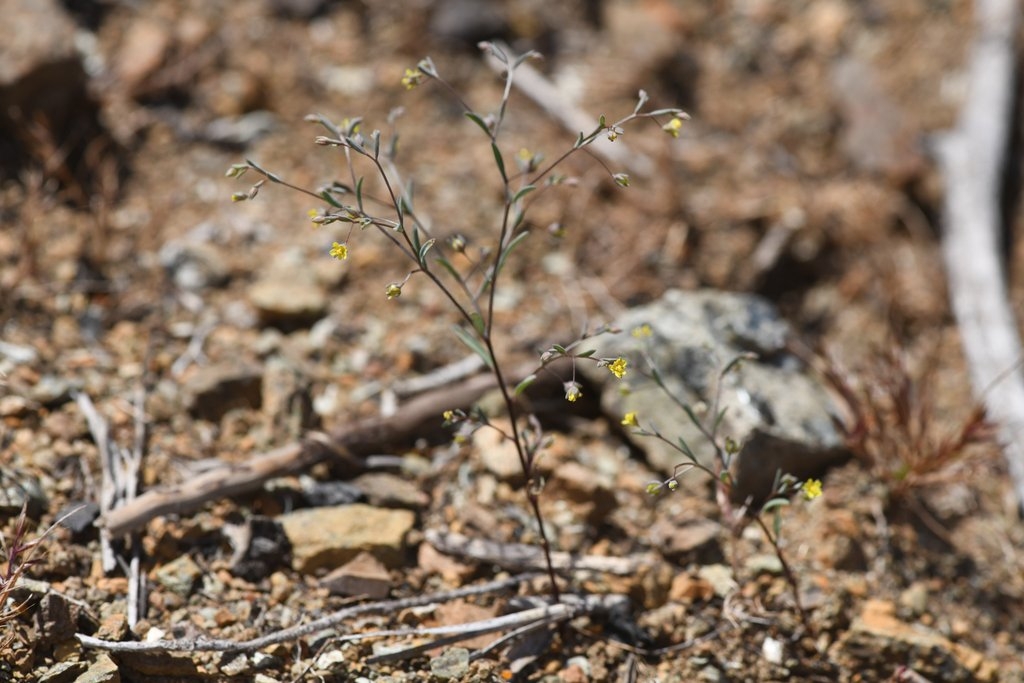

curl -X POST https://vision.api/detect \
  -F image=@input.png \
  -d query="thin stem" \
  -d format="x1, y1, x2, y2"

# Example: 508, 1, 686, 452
751, 514, 812, 635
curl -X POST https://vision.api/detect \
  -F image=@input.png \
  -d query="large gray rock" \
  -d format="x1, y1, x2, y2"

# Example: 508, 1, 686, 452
600, 289, 847, 503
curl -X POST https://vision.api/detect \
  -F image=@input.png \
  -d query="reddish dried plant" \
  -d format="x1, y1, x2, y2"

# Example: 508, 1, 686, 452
822, 344, 996, 502
0, 505, 47, 649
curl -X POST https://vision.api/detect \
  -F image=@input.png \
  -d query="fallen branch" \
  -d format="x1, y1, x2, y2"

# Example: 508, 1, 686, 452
99, 364, 544, 537
76, 572, 539, 653
425, 529, 656, 575
483, 42, 654, 179
937, 0, 1024, 508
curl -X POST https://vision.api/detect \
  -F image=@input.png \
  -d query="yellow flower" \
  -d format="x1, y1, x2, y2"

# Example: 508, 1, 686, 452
230, 192, 248, 202
329, 242, 348, 260
631, 324, 652, 338
385, 283, 403, 300
443, 410, 455, 422
621, 412, 638, 427
801, 479, 823, 501
608, 357, 628, 379
401, 67, 423, 90
564, 383, 582, 403
663, 117, 684, 138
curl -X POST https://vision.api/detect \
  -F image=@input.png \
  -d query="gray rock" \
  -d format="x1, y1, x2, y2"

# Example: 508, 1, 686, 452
159, 241, 230, 291
603, 289, 847, 503
430, 647, 470, 680
154, 554, 203, 597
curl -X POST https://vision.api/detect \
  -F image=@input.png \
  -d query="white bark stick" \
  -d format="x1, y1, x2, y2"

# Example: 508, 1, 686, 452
937, 0, 1024, 508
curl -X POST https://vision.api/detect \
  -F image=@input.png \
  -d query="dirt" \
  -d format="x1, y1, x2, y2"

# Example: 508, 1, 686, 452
2, 0, 1024, 681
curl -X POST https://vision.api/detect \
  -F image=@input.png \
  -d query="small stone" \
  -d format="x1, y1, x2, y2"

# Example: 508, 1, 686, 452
95, 612, 129, 642
74, 652, 120, 683
183, 364, 262, 421
473, 421, 523, 482
762, 636, 784, 665
37, 661, 84, 683
159, 242, 230, 291
697, 564, 737, 598
280, 504, 415, 572
247, 277, 327, 330
430, 647, 470, 680
321, 551, 392, 599
219, 653, 250, 677
353, 472, 430, 509
669, 574, 715, 603
544, 461, 616, 525
153, 554, 202, 597
115, 18, 171, 91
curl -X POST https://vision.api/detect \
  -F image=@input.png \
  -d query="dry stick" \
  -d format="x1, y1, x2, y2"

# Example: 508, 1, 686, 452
482, 42, 654, 179
99, 366, 532, 537
936, 0, 1024, 509
76, 572, 540, 653
424, 529, 655, 576
74, 393, 117, 573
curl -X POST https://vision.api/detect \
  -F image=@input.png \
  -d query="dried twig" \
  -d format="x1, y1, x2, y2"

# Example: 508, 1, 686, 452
99, 362, 556, 537
483, 42, 654, 179
937, 0, 1024, 508
424, 529, 655, 575
76, 572, 540, 653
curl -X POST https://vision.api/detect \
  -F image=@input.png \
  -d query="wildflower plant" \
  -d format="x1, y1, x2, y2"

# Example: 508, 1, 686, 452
228, 44, 687, 600
627, 325, 820, 632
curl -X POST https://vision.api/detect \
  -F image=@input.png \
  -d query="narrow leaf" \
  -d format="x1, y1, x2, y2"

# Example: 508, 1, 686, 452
495, 231, 529, 277
512, 185, 537, 203
418, 238, 436, 265
452, 325, 494, 369
465, 112, 491, 136
514, 374, 537, 396
491, 143, 507, 181
470, 312, 487, 337
436, 256, 462, 281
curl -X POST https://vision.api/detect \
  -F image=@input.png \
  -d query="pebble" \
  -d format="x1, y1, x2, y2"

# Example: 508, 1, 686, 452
280, 504, 415, 572
430, 647, 470, 680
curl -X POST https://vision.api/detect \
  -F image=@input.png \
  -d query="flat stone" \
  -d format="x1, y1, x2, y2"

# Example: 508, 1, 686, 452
73, 653, 120, 683
153, 554, 202, 597
830, 599, 998, 682
280, 504, 415, 573
183, 364, 262, 421
544, 461, 617, 525
247, 277, 327, 330
321, 551, 392, 599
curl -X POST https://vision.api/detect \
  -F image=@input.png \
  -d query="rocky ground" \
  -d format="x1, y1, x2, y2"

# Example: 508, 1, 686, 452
2, 0, 1024, 681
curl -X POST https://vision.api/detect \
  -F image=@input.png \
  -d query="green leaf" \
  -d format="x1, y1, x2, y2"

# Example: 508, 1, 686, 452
453, 325, 493, 369
551, 344, 566, 355
465, 112, 491, 136
491, 143, 507, 181
319, 189, 344, 208
683, 404, 702, 429
574, 131, 584, 148
514, 374, 537, 396
411, 225, 421, 255
495, 231, 529, 278
436, 256, 462, 281
773, 508, 783, 538
512, 185, 537, 203
761, 498, 790, 514
355, 176, 365, 210
676, 437, 698, 462
245, 159, 281, 183
371, 130, 381, 159
470, 311, 486, 336
576, 349, 596, 359
418, 238, 436, 265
